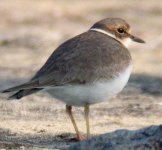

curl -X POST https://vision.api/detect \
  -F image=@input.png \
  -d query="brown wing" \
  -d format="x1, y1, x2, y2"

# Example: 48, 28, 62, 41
32, 31, 131, 87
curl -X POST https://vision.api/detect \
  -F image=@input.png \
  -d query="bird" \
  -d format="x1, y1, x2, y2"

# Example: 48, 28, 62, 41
1, 18, 145, 141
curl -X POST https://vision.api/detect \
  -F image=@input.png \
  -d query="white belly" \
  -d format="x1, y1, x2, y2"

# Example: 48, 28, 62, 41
45, 65, 132, 106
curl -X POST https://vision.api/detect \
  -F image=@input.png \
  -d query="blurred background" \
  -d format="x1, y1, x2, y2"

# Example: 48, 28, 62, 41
0, 0, 161, 149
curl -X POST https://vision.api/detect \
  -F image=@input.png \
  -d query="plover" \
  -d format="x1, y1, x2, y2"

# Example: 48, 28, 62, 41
2, 18, 145, 141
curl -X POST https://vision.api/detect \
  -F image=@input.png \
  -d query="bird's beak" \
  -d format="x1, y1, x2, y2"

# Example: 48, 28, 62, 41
129, 34, 145, 43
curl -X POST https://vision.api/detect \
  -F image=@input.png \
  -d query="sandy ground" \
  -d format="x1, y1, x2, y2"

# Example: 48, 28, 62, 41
0, 0, 162, 149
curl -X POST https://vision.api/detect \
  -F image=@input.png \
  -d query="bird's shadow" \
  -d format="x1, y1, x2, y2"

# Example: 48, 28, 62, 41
128, 73, 162, 96
0, 127, 79, 149
0, 125, 162, 149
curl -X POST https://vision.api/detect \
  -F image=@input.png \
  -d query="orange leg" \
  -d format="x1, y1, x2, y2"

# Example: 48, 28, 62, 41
66, 105, 85, 141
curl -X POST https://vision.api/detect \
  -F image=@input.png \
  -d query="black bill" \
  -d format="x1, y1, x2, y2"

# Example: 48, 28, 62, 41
130, 34, 145, 43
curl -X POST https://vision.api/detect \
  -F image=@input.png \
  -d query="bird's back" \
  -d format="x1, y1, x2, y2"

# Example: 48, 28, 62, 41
33, 31, 132, 83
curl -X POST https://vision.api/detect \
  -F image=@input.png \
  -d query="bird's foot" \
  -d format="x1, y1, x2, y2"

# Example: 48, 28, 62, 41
76, 134, 86, 141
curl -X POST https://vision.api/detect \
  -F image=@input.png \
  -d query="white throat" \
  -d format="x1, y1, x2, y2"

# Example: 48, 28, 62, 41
90, 28, 131, 48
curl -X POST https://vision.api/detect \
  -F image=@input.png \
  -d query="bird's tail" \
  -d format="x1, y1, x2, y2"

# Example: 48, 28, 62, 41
7, 88, 42, 100
1, 80, 39, 93
1, 80, 42, 100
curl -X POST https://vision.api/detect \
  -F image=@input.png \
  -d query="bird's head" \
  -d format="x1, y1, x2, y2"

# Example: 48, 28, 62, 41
90, 18, 145, 48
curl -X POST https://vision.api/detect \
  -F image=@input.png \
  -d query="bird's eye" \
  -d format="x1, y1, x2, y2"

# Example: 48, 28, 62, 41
117, 28, 125, 34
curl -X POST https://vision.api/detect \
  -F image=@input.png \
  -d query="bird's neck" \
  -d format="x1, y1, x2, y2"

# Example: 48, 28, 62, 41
90, 28, 131, 48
